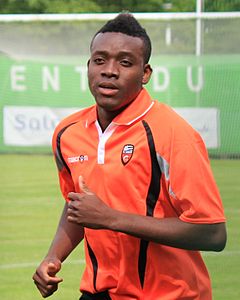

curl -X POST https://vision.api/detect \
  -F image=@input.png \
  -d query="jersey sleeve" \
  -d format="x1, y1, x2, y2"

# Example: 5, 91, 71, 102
52, 124, 75, 201
168, 130, 226, 224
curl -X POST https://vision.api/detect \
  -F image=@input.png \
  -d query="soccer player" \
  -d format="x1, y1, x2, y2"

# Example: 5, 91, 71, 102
32, 13, 226, 300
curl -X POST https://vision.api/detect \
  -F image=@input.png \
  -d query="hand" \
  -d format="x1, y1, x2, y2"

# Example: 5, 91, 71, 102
32, 257, 63, 298
67, 176, 113, 229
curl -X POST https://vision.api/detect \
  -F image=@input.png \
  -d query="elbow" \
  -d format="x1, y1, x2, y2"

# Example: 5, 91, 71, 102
211, 223, 227, 252
213, 236, 226, 252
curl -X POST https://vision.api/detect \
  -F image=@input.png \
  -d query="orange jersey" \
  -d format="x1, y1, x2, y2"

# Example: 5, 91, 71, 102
52, 88, 225, 300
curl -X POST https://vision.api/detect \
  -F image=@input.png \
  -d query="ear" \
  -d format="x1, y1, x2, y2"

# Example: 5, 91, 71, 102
142, 64, 152, 85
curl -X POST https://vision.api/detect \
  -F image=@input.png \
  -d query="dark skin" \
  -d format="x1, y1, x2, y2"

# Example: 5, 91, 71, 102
32, 32, 227, 298
87, 32, 152, 131
68, 177, 226, 252
32, 204, 84, 298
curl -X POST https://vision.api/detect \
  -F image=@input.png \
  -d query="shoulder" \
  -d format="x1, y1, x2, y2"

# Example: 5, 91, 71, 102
147, 101, 200, 137
52, 105, 95, 149
56, 106, 94, 132
145, 101, 205, 158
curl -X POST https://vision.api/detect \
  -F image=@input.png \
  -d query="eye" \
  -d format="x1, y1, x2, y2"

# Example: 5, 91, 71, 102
93, 57, 105, 65
120, 59, 132, 67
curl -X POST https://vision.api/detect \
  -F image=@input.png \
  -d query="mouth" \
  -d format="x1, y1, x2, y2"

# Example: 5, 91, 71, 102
98, 82, 119, 96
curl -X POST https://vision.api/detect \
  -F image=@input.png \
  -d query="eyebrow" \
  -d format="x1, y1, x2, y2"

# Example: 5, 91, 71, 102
91, 50, 136, 58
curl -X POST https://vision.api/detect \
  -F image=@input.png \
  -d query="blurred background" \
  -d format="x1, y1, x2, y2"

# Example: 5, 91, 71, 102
0, 0, 240, 156
0, 1, 239, 299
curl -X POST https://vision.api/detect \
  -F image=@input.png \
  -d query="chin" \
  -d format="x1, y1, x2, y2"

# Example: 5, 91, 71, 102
99, 103, 120, 112
97, 97, 119, 109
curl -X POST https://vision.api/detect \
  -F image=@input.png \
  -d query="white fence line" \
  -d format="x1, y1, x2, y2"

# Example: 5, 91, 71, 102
0, 12, 240, 22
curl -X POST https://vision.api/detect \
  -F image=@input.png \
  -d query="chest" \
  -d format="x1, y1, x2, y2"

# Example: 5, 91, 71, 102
61, 121, 154, 212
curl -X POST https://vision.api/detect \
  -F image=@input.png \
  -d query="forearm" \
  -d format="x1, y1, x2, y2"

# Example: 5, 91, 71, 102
66, 189, 226, 252
46, 202, 84, 262
108, 210, 226, 251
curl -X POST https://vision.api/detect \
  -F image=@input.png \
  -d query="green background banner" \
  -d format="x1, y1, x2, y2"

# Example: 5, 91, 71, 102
1, 54, 240, 156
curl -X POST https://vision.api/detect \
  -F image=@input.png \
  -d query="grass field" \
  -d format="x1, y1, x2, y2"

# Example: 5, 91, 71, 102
0, 155, 239, 300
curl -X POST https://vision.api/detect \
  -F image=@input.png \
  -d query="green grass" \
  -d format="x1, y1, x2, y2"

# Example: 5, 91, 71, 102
0, 154, 83, 300
203, 160, 240, 299
0, 155, 239, 299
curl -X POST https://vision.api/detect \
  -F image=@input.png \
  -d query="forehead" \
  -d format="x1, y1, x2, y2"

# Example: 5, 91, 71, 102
91, 32, 144, 57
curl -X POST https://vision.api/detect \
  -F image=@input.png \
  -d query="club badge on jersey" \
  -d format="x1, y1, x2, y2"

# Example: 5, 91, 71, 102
121, 144, 134, 165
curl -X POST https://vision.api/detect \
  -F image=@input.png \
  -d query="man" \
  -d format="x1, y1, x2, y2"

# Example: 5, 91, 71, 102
33, 13, 226, 300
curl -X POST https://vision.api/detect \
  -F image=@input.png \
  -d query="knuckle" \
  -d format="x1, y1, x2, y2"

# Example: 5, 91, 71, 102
46, 284, 58, 294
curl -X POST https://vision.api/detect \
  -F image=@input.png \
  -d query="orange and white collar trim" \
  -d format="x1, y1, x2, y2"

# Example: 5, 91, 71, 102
85, 88, 155, 128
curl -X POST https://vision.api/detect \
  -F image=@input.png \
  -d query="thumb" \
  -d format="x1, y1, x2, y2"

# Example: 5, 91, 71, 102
48, 260, 61, 276
79, 176, 93, 195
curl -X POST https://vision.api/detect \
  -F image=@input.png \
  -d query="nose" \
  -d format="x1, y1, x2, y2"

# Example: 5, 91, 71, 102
101, 60, 119, 78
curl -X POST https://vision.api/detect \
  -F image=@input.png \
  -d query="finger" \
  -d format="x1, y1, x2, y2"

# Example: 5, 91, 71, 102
67, 210, 76, 222
33, 272, 45, 287
68, 192, 80, 201
48, 262, 58, 275
35, 269, 63, 285
47, 262, 63, 282
33, 274, 57, 297
79, 175, 93, 195
68, 200, 79, 210
67, 215, 76, 223
34, 280, 52, 297
34, 266, 62, 285
45, 282, 59, 295
38, 283, 58, 298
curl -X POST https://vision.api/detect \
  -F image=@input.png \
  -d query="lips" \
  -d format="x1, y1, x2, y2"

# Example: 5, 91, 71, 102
98, 82, 119, 96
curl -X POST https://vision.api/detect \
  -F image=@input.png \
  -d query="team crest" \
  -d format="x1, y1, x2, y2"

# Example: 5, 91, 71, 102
121, 144, 134, 165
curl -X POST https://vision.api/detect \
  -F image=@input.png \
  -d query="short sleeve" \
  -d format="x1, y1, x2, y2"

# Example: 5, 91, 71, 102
169, 130, 225, 224
52, 125, 75, 201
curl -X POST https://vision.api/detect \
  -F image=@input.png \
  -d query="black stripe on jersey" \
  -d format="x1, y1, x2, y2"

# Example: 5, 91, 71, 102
86, 237, 98, 292
142, 120, 162, 217
80, 291, 112, 300
55, 123, 76, 174
138, 120, 162, 288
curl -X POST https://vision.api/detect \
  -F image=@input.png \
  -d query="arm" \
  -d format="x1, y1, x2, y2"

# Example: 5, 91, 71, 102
33, 202, 84, 298
67, 178, 226, 252
108, 210, 227, 251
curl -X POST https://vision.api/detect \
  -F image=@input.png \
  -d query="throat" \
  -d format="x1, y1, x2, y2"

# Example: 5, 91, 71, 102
97, 102, 131, 131
97, 108, 119, 132
98, 119, 112, 132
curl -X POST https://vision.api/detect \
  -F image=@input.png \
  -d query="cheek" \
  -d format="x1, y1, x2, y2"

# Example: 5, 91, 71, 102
88, 64, 97, 81
128, 68, 144, 82
126, 73, 144, 90
87, 71, 96, 91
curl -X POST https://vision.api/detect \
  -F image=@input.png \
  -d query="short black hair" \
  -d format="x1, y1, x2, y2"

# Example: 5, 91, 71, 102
91, 13, 152, 64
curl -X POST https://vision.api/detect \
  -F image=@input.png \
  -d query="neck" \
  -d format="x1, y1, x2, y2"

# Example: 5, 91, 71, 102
97, 109, 115, 132
97, 105, 127, 132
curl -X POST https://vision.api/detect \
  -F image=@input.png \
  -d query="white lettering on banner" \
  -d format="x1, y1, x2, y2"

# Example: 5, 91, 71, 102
4, 106, 219, 148
11, 65, 27, 91
8, 65, 204, 93
75, 66, 88, 91
42, 66, 60, 91
152, 67, 170, 92
3, 106, 79, 146
174, 107, 219, 148
14, 114, 57, 131
187, 65, 204, 92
